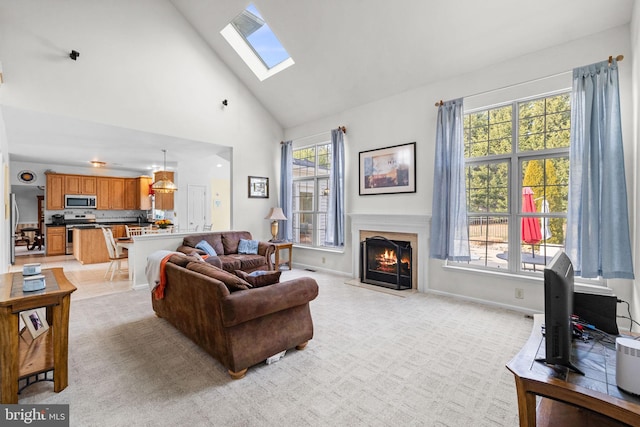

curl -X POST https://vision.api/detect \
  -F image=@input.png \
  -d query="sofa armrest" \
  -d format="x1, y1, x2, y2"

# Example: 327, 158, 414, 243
257, 242, 276, 270
220, 277, 318, 327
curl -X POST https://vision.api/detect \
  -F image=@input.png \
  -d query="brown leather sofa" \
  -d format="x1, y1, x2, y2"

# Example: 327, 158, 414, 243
151, 255, 319, 379
176, 231, 275, 273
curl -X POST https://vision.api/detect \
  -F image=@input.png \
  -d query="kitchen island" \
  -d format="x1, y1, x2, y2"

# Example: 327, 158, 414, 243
73, 227, 110, 264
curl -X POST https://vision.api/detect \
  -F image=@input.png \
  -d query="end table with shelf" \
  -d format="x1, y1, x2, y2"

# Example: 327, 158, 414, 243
0, 268, 76, 403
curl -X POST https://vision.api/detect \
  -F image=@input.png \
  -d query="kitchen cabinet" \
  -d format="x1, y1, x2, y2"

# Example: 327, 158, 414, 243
64, 175, 96, 195
125, 177, 152, 210
139, 176, 152, 210
97, 178, 125, 210
111, 224, 126, 239
46, 174, 65, 210
46, 226, 66, 256
153, 171, 174, 211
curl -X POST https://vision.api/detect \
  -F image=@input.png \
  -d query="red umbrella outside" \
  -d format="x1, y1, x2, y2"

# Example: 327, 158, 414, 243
522, 187, 542, 256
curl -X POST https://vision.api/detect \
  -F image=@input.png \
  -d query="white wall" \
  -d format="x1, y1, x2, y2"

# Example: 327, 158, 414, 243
0, 0, 284, 270
285, 25, 637, 318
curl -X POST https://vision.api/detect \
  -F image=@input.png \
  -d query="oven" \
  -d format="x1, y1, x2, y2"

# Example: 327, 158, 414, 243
64, 214, 98, 254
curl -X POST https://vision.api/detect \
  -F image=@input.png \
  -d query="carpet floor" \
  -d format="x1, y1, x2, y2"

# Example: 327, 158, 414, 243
18, 269, 532, 426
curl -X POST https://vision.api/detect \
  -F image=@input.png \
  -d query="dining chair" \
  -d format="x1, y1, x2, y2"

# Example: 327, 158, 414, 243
203, 224, 213, 231
101, 227, 128, 281
125, 225, 143, 238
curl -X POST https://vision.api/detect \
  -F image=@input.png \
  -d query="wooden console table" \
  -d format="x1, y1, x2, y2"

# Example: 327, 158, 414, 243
0, 268, 76, 403
273, 242, 293, 271
507, 314, 640, 426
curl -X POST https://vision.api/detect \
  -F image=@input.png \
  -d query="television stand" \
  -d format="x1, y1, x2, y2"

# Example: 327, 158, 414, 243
507, 314, 640, 426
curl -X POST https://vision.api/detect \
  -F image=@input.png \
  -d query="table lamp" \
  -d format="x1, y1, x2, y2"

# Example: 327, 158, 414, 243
265, 207, 287, 242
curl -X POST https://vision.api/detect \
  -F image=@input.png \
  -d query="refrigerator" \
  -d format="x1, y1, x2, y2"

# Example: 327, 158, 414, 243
10, 193, 18, 264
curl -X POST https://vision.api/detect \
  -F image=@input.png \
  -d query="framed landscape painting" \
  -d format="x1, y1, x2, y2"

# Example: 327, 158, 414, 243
359, 142, 416, 195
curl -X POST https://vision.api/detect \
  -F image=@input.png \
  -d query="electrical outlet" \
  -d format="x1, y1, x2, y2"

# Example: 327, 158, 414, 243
515, 288, 524, 299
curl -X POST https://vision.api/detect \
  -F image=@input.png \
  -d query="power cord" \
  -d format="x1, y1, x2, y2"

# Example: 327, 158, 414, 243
617, 298, 640, 335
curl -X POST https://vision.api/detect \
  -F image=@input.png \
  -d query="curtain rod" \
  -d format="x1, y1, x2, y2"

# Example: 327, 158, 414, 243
434, 54, 624, 107
281, 125, 347, 144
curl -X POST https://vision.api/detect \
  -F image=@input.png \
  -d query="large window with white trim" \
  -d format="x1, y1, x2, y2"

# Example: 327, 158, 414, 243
459, 92, 571, 274
292, 142, 332, 247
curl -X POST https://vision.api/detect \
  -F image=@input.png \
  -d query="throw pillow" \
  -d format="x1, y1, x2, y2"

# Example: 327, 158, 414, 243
195, 240, 217, 256
235, 270, 281, 288
186, 261, 252, 292
238, 239, 259, 255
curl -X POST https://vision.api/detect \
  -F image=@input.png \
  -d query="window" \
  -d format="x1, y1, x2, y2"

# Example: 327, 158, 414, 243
460, 92, 571, 274
221, 3, 294, 81
292, 143, 332, 247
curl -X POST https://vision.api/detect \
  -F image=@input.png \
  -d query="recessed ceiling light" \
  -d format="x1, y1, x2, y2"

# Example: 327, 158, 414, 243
90, 160, 106, 167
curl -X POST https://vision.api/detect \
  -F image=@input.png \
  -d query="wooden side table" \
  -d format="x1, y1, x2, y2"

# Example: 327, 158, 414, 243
0, 268, 76, 403
272, 242, 293, 271
507, 314, 640, 426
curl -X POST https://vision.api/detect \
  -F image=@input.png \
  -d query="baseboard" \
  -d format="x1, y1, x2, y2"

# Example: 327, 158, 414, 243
425, 288, 539, 316
291, 262, 351, 277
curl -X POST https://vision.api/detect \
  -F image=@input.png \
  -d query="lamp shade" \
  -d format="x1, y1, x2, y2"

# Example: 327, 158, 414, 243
265, 207, 287, 220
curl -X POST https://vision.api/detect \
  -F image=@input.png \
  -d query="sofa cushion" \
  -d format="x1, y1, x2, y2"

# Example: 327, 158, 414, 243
186, 261, 252, 292
235, 254, 267, 271
222, 231, 252, 254
217, 255, 242, 272
168, 253, 205, 268
182, 233, 224, 255
235, 270, 282, 288
238, 239, 259, 254
196, 240, 217, 256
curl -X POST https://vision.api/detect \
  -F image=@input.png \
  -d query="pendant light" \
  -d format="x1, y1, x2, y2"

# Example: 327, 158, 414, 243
152, 149, 178, 193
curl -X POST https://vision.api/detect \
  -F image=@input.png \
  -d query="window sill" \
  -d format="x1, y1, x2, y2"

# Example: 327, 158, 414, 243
442, 262, 612, 294
292, 244, 344, 254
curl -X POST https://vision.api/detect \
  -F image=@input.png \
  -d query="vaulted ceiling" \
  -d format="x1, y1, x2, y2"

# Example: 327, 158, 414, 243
171, 0, 634, 128
1, 0, 635, 170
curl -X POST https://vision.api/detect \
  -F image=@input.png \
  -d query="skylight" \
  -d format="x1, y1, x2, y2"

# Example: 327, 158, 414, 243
221, 3, 294, 81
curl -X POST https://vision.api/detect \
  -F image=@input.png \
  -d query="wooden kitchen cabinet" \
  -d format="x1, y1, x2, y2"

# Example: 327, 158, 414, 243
153, 171, 174, 211
97, 178, 125, 209
64, 175, 96, 195
139, 176, 152, 210
46, 226, 66, 256
46, 174, 65, 210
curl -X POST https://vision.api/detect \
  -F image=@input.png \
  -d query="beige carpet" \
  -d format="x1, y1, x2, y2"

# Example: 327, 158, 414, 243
18, 269, 532, 426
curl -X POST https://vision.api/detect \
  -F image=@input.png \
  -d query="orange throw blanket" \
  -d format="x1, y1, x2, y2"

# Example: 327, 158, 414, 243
152, 254, 174, 300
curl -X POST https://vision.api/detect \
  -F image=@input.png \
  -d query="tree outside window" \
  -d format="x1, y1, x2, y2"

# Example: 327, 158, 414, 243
460, 93, 570, 273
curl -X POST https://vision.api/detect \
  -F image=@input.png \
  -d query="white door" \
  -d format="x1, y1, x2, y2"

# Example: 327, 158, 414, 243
187, 185, 206, 232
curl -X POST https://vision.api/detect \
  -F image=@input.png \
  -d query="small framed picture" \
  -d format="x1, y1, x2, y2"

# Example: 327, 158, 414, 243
20, 308, 49, 339
248, 176, 269, 198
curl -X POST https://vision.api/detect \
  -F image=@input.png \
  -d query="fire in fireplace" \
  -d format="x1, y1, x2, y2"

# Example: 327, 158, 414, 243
360, 236, 412, 290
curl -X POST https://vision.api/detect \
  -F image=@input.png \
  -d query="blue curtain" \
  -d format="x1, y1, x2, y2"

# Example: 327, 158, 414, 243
430, 98, 470, 261
566, 59, 634, 279
325, 128, 345, 246
279, 141, 293, 241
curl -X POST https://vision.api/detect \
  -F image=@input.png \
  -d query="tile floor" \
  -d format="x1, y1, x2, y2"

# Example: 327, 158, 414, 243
11, 252, 132, 301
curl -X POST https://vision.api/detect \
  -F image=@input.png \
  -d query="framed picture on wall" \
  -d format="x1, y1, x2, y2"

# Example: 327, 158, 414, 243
359, 142, 416, 195
248, 176, 269, 198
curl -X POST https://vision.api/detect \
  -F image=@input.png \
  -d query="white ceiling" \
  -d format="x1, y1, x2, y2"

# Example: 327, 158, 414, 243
2, 0, 635, 170
171, 0, 634, 128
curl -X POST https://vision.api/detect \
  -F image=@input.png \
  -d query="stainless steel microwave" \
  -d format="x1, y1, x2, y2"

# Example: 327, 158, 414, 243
64, 194, 97, 209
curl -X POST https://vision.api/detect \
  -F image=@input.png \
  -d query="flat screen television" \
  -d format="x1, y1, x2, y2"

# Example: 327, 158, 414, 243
536, 251, 584, 374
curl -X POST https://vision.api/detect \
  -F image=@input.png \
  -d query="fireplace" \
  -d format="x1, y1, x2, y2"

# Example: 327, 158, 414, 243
360, 236, 412, 290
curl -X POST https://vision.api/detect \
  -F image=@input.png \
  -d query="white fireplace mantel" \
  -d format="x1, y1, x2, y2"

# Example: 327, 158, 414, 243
349, 213, 431, 292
